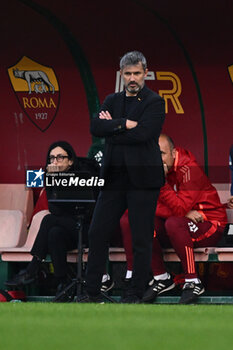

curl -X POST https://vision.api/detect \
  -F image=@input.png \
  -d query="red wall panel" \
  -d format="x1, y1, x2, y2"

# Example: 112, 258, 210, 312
1, 0, 232, 184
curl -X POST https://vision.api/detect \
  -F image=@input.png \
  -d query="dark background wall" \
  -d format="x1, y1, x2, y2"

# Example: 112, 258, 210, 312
1, 0, 232, 184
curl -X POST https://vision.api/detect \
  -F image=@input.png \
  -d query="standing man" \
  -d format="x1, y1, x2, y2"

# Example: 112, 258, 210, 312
80, 51, 165, 303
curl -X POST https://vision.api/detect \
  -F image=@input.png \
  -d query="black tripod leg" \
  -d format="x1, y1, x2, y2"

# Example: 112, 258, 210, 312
53, 213, 118, 303
53, 215, 86, 303
76, 216, 84, 300
53, 279, 77, 302
100, 291, 118, 303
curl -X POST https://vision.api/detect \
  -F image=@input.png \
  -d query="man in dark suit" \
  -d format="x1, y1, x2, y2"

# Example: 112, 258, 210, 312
80, 51, 165, 303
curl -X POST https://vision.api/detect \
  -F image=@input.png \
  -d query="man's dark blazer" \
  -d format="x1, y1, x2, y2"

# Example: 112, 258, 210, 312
90, 85, 165, 189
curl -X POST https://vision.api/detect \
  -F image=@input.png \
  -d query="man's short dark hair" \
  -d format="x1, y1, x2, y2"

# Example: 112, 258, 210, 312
120, 51, 147, 71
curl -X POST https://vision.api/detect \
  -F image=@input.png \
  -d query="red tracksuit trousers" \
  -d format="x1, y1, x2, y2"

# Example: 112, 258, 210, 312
120, 213, 224, 279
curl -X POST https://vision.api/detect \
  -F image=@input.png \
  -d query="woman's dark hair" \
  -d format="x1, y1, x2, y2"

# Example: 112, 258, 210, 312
46, 140, 78, 169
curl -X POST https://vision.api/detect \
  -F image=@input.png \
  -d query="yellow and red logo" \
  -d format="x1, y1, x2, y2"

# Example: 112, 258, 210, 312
8, 56, 59, 131
228, 64, 233, 85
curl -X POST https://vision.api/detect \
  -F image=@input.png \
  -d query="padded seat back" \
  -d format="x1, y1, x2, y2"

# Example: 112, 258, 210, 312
24, 210, 50, 248
213, 183, 230, 204
0, 210, 27, 248
213, 183, 232, 223
0, 184, 33, 227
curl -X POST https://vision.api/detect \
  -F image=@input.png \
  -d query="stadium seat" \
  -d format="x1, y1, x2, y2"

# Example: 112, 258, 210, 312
0, 210, 27, 248
0, 184, 34, 249
0, 183, 34, 227
213, 183, 233, 223
1, 210, 49, 261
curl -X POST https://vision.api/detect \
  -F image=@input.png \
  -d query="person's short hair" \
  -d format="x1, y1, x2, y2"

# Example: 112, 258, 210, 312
120, 51, 147, 71
160, 134, 175, 150
166, 135, 175, 150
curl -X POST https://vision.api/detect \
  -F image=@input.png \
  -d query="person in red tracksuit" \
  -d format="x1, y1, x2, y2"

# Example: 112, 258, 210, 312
121, 134, 227, 304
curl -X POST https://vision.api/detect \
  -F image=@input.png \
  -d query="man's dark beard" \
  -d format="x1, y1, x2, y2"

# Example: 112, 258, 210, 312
126, 82, 141, 94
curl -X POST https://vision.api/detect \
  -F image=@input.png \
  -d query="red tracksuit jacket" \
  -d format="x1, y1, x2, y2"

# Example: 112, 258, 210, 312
156, 147, 227, 227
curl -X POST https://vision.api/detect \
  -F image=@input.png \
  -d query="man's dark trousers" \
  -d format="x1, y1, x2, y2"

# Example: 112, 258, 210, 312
85, 171, 160, 298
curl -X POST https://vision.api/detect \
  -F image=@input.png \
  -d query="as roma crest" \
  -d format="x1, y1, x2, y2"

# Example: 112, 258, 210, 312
8, 56, 60, 131
228, 64, 233, 85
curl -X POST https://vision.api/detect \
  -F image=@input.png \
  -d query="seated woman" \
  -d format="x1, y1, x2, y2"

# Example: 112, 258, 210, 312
228, 145, 233, 208
230, 144, 233, 196
5, 141, 106, 300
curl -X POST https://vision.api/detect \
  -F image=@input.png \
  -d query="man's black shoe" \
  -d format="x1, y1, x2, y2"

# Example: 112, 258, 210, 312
120, 294, 141, 304
5, 269, 36, 287
101, 277, 115, 292
142, 275, 176, 303
122, 277, 132, 286
179, 280, 205, 304
77, 293, 105, 304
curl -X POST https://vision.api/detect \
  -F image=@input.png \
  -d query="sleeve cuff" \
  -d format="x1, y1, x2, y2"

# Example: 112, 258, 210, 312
113, 118, 126, 133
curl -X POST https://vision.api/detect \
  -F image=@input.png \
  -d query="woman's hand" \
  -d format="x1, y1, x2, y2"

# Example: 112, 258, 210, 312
47, 164, 63, 172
